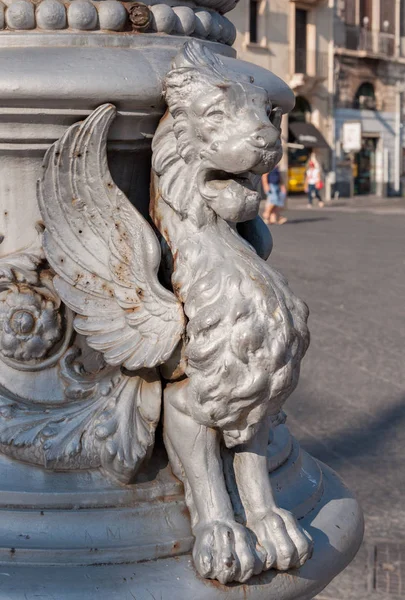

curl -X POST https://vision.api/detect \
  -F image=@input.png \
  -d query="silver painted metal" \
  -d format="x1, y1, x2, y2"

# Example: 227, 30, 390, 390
150, 43, 312, 583
0, 0, 237, 44
0, 9, 363, 597
32, 41, 312, 582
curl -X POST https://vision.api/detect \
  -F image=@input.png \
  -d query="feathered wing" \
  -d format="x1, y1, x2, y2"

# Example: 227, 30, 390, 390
38, 103, 185, 371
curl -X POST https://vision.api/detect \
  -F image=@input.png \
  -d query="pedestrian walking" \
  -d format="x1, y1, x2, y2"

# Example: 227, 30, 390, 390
305, 160, 324, 208
261, 166, 287, 225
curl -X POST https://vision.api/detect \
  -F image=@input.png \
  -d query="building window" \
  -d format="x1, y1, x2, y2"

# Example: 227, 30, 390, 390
380, 0, 394, 33
353, 82, 376, 110
360, 0, 373, 28
401, 0, 405, 36
249, 0, 259, 44
290, 96, 312, 123
295, 8, 307, 73
344, 0, 356, 25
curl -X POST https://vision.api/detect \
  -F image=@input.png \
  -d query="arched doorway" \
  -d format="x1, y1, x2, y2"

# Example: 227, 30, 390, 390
289, 96, 312, 123
287, 96, 312, 192
287, 96, 331, 193
352, 83, 378, 195
353, 82, 376, 110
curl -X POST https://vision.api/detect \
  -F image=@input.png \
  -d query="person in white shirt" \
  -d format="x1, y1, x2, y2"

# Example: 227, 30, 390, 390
305, 161, 324, 208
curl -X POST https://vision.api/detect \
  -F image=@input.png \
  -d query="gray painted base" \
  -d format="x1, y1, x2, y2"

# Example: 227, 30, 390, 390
0, 464, 363, 600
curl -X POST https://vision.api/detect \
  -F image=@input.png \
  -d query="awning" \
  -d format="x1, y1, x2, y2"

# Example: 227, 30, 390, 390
289, 122, 330, 149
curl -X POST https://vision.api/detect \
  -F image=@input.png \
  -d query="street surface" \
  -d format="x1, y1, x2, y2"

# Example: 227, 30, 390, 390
267, 199, 405, 600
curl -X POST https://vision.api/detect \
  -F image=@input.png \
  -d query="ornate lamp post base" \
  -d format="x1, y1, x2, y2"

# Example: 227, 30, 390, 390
0, 15, 363, 598
0, 425, 363, 598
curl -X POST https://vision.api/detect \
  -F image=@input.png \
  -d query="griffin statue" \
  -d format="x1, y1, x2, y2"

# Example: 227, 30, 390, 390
2, 41, 313, 584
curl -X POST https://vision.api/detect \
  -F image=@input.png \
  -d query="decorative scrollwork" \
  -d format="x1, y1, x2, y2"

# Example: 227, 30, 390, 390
0, 346, 161, 481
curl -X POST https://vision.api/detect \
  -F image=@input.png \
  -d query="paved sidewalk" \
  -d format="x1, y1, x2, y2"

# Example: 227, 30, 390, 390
267, 202, 405, 600
286, 194, 405, 216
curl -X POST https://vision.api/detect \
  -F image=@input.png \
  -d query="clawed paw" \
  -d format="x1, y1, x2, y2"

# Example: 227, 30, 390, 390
248, 508, 313, 571
193, 520, 264, 584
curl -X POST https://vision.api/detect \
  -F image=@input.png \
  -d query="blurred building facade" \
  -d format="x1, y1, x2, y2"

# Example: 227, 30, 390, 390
229, 0, 405, 198
334, 0, 405, 196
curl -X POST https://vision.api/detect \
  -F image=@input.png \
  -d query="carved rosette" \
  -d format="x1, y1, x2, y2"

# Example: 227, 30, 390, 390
0, 241, 72, 370
0, 286, 61, 361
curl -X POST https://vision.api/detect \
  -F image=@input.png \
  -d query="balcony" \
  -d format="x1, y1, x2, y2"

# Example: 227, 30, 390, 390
337, 24, 395, 58
289, 0, 324, 5
289, 51, 329, 95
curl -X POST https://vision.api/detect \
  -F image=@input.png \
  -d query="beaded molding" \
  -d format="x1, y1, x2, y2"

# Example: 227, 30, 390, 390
0, 0, 236, 45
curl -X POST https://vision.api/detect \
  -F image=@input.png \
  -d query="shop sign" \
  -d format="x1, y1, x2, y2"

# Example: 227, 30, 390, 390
342, 122, 362, 153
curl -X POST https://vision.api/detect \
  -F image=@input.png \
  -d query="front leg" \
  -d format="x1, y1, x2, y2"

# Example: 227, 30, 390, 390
232, 416, 313, 571
163, 381, 263, 584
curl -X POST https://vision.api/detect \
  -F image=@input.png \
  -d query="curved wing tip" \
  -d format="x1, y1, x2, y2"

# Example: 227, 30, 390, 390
96, 103, 117, 116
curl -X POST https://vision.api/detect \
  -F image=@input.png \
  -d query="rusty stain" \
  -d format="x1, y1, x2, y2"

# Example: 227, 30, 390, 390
160, 109, 170, 123
127, 305, 140, 313
127, 2, 151, 30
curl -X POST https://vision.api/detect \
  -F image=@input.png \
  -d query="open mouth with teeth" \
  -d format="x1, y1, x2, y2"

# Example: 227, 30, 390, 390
203, 170, 257, 193
198, 168, 262, 221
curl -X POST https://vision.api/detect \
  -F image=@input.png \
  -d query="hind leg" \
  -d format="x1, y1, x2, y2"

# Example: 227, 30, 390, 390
163, 381, 264, 584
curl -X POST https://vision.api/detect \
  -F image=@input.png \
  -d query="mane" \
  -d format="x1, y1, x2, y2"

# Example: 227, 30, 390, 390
151, 42, 310, 439
151, 114, 193, 220
152, 112, 309, 436
162, 42, 234, 163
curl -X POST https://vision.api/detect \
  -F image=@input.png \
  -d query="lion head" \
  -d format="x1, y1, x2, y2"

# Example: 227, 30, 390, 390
159, 41, 283, 223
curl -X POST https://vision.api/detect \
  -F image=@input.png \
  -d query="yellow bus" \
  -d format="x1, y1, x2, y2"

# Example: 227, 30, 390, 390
287, 147, 310, 194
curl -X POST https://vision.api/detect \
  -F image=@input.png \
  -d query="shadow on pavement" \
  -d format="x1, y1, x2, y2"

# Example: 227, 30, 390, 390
283, 217, 331, 225
295, 396, 405, 468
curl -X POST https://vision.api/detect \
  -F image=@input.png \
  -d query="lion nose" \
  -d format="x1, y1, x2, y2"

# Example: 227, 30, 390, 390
249, 127, 280, 149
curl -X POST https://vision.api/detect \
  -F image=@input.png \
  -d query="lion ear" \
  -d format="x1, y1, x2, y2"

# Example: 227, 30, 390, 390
172, 40, 229, 79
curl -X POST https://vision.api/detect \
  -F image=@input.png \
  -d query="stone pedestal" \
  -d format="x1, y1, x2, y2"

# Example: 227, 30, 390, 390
0, 4, 363, 598
0, 425, 363, 599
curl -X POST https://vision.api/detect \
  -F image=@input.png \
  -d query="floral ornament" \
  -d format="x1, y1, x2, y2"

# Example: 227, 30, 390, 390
0, 284, 62, 362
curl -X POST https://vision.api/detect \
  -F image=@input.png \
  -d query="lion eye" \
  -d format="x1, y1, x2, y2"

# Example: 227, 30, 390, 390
207, 110, 225, 122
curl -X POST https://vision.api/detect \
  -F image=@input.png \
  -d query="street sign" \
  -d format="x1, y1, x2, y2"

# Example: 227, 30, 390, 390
342, 121, 362, 153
